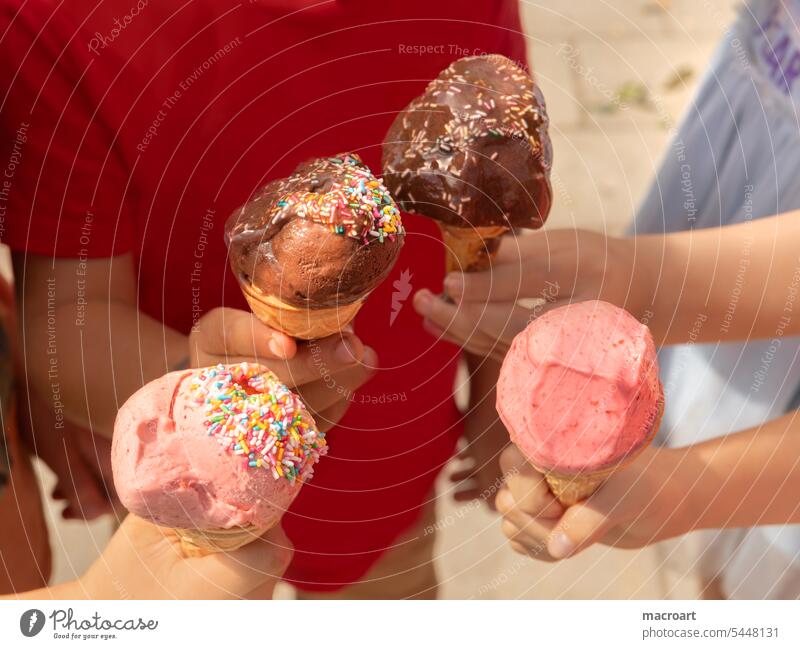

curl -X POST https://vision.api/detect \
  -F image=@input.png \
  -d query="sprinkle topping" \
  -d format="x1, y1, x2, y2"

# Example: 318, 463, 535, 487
190, 363, 326, 483
270, 153, 404, 243
382, 55, 552, 229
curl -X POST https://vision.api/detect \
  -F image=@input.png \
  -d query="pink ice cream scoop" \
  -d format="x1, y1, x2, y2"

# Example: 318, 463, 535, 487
112, 362, 326, 544
497, 301, 662, 504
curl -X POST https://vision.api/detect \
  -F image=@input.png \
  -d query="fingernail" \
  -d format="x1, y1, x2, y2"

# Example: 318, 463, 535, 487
444, 273, 463, 296
414, 290, 433, 315
548, 531, 575, 559
268, 337, 285, 357
335, 335, 362, 364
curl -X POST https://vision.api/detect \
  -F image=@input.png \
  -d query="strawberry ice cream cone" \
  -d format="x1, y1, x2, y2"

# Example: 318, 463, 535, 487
112, 363, 327, 557
497, 300, 664, 507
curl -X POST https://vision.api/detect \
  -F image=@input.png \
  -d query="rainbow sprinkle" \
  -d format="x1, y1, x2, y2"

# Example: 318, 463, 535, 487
190, 363, 326, 484
271, 153, 404, 243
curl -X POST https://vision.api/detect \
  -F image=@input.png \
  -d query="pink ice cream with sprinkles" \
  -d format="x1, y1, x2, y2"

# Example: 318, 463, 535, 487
191, 363, 325, 483
112, 363, 325, 530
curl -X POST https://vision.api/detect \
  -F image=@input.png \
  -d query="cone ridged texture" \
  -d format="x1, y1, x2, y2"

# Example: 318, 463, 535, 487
241, 282, 363, 340
439, 224, 508, 273
174, 523, 269, 558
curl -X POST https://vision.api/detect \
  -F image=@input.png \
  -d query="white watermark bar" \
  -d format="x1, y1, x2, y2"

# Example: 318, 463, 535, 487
1, 599, 799, 647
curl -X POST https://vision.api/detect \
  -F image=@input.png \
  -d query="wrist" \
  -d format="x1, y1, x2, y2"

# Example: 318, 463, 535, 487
662, 444, 718, 535
627, 234, 662, 326
77, 563, 117, 599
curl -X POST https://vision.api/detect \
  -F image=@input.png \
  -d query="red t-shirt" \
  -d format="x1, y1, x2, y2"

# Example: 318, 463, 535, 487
0, 0, 526, 590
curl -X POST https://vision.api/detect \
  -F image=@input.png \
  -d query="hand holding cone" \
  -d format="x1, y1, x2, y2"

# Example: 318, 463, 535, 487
497, 301, 663, 507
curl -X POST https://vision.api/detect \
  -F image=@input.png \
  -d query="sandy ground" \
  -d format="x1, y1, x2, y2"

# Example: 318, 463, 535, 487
26, 0, 742, 598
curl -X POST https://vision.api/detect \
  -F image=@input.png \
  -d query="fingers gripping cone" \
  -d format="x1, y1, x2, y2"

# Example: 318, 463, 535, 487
439, 224, 508, 273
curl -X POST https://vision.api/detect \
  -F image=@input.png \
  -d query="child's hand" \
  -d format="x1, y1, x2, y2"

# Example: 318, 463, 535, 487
413, 230, 640, 360
452, 406, 508, 507
190, 307, 377, 431
495, 444, 696, 560
80, 515, 292, 599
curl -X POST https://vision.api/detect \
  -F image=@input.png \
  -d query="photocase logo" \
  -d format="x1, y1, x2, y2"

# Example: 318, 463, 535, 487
20, 609, 45, 637
390, 268, 413, 326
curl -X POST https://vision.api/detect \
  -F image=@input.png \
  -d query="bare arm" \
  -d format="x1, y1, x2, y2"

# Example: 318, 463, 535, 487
497, 409, 800, 560
417, 212, 800, 352
689, 409, 800, 530
13, 252, 187, 437
637, 213, 800, 344
2, 516, 290, 599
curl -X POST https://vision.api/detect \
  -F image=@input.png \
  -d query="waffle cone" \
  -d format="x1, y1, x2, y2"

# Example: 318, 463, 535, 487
540, 394, 664, 507
240, 282, 364, 340
173, 523, 270, 558
541, 467, 619, 507
439, 224, 508, 273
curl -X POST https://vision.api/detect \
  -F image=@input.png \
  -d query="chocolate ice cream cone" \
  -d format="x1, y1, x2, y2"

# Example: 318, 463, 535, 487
439, 224, 508, 273
240, 281, 364, 341
226, 154, 404, 342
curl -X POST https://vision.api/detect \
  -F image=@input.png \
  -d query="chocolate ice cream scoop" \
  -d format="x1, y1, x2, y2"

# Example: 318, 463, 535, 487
382, 55, 552, 231
225, 154, 404, 311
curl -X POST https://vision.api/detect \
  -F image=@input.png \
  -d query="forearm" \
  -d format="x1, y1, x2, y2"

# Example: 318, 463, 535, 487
636, 213, 800, 344
682, 410, 800, 530
2, 581, 87, 600
15, 252, 187, 436
22, 298, 186, 436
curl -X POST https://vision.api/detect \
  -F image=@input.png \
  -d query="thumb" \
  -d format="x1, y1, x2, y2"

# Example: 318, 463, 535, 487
547, 503, 613, 559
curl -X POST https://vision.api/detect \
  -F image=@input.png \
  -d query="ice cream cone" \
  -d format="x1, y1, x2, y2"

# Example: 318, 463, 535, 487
240, 281, 364, 340
539, 397, 664, 507
439, 224, 508, 273
173, 522, 272, 558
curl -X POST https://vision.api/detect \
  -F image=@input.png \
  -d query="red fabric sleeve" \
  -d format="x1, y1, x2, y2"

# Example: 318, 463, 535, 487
0, 4, 133, 258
